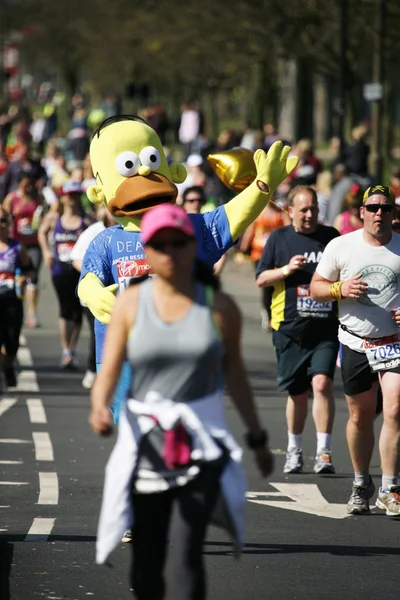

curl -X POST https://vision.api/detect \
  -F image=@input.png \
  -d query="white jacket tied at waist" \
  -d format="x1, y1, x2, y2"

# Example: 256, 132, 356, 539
96, 389, 247, 565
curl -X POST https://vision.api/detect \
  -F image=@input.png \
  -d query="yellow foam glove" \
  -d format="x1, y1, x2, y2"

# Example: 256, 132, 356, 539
78, 273, 119, 325
224, 141, 299, 240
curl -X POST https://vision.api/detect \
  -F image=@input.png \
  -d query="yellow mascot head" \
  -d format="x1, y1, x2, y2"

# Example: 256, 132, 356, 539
87, 115, 187, 231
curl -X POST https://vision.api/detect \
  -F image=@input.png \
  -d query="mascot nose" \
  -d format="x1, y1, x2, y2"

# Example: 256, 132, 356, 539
138, 165, 152, 176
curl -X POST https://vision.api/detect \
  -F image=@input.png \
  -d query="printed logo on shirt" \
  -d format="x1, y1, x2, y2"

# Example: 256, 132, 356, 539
117, 259, 150, 290
357, 265, 397, 307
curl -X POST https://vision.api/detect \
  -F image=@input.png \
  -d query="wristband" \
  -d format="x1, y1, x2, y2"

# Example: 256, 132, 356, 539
244, 429, 268, 450
282, 265, 290, 277
329, 280, 344, 300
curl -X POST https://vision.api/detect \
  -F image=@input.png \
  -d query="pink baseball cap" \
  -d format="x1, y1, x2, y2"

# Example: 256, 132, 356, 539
140, 204, 195, 244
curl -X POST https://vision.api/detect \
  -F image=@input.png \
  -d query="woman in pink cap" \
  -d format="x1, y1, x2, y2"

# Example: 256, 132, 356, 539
90, 203, 273, 600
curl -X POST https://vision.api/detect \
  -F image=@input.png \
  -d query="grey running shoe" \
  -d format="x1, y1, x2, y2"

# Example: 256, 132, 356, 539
313, 448, 335, 474
283, 448, 303, 474
375, 487, 400, 516
121, 529, 132, 543
347, 478, 375, 515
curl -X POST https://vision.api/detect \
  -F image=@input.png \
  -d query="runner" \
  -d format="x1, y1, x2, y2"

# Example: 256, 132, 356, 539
3, 172, 44, 327
0, 207, 31, 388
332, 183, 364, 235
38, 180, 89, 369
89, 204, 274, 600
256, 185, 339, 474
71, 207, 115, 389
311, 185, 400, 516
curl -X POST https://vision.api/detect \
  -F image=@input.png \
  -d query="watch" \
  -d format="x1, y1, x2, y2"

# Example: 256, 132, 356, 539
244, 429, 268, 450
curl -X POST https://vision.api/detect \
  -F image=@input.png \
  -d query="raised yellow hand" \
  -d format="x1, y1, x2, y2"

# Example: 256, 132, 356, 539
224, 142, 298, 240
253, 141, 299, 193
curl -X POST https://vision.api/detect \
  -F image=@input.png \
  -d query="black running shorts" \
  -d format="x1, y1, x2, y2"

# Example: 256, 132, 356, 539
272, 329, 338, 396
340, 343, 400, 396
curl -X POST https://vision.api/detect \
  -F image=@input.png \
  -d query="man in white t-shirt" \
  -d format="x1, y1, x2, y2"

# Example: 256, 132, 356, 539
310, 185, 400, 517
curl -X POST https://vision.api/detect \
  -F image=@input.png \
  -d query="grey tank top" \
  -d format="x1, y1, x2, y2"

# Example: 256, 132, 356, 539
127, 279, 223, 402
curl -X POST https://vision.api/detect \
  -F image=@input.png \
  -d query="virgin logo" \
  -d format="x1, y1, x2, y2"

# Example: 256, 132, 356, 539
118, 260, 149, 278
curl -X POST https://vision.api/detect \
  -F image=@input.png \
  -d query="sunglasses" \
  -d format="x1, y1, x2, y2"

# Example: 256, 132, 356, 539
147, 238, 193, 252
364, 204, 394, 214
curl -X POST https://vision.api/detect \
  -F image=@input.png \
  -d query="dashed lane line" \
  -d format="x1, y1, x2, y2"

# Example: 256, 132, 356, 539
26, 399, 47, 423
0, 398, 17, 417
15, 345, 39, 393
24, 517, 55, 541
0, 481, 29, 485
38, 472, 59, 505
0, 460, 23, 464
32, 432, 54, 461
0, 438, 32, 443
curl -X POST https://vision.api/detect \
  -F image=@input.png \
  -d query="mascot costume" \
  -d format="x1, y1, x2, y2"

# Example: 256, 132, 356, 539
78, 114, 298, 419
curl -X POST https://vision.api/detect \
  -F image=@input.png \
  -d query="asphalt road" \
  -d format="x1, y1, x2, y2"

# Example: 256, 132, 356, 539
1, 260, 399, 600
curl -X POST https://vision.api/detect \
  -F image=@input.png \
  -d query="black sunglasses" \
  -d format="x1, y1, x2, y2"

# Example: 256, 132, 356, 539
147, 238, 193, 252
364, 204, 394, 214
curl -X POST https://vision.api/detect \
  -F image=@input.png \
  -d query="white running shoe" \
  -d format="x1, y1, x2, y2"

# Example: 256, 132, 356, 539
283, 448, 303, 474
82, 370, 96, 389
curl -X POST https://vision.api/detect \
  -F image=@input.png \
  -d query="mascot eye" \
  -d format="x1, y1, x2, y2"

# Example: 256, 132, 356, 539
140, 146, 161, 171
115, 152, 140, 177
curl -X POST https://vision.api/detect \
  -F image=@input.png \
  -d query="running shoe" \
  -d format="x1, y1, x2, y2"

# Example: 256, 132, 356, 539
347, 478, 375, 515
283, 448, 303, 474
82, 370, 96, 389
313, 448, 335, 474
25, 314, 40, 328
121, 529, 132, 543
60, 349, 73, 369
3, 366, 17, 388
375, 486, 400, 516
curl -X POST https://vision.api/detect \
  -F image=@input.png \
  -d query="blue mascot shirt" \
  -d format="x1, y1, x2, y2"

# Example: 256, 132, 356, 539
80, 206, 233, 363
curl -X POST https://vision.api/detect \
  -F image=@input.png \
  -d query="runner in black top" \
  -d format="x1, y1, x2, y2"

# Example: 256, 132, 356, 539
256, 185, 339, 477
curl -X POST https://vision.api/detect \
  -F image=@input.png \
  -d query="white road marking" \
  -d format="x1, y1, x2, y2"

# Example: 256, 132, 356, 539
33, 432, 54, 461
0, 398, 17, 417
25, 517, 55, 541
19, 334, 27, 346
38, 472, 59, 504
0, 460, 23, 464
27, 399, 47, 424
0, 481, 29, 485
0, 439, 32, 444
247, 483, 347, 519
15, 346, 39, 392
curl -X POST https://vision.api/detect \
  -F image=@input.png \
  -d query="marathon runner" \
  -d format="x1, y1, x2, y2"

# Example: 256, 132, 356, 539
0, 207, 32, 388
38, 180, 90, 369
256, 185, 339, 474
311, 185, 400, 516
3, 172, 44, 328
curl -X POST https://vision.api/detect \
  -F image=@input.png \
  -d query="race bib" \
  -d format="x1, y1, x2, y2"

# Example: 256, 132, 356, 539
117, 260, 151, 291
296, 285, 332, 315
0, 271, 15, 295
364, 334, 400, 372
17, 217, 34, 237
58, 241, 75, 263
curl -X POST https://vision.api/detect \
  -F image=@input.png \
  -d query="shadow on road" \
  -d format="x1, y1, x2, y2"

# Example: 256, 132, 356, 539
0, 534, 96, 543
0, 541, 13, 600
204, 541, 400, 557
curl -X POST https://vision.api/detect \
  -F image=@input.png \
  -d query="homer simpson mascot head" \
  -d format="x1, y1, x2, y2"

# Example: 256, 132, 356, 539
78, 114, 298, 327
86, 115, 187, 231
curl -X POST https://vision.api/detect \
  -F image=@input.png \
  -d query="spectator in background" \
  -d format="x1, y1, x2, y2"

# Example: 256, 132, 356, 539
390, 167, 400, 202
289, 139, 322, 187
263, 122, 280, 151
0, 141, 9, 202
327, 163, 353, 226
2, 142, 46, 198
332, 183, 364, 235
178, 101, 203, 159
315, 171, 333, 225
344, 125, 370, 181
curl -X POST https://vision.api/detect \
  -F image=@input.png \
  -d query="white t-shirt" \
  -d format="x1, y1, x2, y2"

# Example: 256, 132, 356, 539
316, 229, 400, 351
